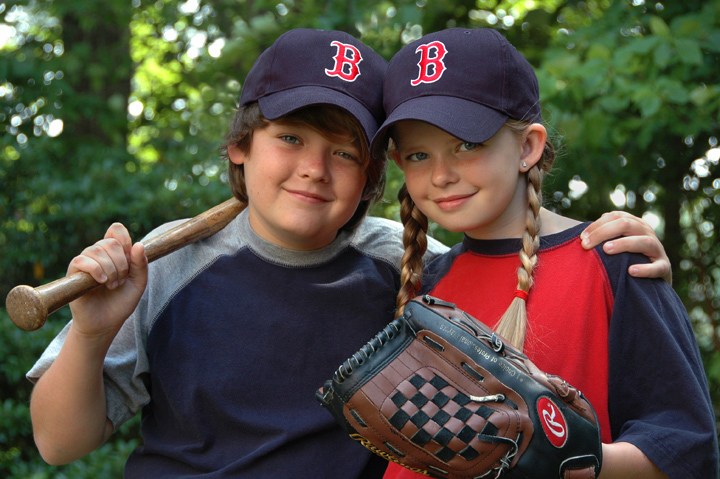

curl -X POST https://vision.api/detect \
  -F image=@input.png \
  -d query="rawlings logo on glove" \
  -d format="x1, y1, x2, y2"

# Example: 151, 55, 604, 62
316, 295, 602, 479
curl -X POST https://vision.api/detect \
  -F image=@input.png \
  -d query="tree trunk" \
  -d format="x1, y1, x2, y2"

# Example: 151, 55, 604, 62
61, 4, 132, 147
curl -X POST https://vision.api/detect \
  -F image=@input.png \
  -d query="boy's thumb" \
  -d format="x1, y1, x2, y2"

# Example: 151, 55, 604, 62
127, 242, 149, 289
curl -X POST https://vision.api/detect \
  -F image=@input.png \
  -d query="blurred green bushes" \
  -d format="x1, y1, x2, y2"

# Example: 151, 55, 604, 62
0, 308, 140, 478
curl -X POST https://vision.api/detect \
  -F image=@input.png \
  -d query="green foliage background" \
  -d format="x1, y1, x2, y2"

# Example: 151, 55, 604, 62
1, 0, 719, 476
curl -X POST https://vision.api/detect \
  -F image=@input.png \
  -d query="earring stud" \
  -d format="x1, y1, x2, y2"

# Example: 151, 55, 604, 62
522, 161, 527, 168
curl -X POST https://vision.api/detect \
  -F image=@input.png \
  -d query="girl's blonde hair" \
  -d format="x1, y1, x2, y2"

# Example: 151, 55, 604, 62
395, 120, 556, 352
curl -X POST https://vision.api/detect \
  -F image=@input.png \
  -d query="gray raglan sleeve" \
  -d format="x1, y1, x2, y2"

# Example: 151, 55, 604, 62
25, 219, 190, 429
352, 216, 449, 269
26, 292, 154, 429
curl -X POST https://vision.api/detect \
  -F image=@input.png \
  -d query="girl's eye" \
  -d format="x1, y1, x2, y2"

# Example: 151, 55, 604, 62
459, 142, 480, 152
406, 152, 429, 162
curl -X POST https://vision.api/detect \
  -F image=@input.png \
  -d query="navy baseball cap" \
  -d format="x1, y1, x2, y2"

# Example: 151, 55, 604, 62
371, 28, 541, 158
239, 28, 388, 145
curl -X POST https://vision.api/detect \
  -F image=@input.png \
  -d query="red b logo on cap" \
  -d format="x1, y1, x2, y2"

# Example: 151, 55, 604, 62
326, 41, 363, 82
411, 41, 447, 86
538, 397, 568, 448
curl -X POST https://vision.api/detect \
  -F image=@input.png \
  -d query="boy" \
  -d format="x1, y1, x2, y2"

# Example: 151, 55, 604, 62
27, 28, 671, 479
27, 28, 432, 479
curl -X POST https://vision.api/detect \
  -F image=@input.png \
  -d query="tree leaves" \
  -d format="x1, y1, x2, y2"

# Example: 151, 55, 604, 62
2, 1, 719, 476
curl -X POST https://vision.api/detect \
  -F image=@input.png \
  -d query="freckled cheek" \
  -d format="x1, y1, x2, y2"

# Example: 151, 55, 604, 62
401, 167, 426, 190
403, 177, 427, 205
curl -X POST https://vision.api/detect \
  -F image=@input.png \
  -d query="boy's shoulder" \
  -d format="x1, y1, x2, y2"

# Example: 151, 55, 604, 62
349, 216, 404, 264
141, 214, 248, 288
354, 215, 404, 240
352, 216, 449, 266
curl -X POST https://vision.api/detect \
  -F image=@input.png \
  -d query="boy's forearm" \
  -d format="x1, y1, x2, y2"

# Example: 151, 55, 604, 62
599, 442, 669, 479
30, 323, 116, 465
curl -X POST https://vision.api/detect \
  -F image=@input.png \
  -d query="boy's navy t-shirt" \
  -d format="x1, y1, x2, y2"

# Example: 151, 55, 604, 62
28, 209, 448, 478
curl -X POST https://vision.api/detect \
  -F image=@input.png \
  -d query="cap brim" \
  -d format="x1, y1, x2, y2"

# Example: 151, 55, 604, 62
258, 86, 378, 145
371, 96, 508, 159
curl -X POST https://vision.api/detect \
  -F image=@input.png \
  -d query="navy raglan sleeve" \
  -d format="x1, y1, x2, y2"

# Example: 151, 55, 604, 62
601, 250, 718, 479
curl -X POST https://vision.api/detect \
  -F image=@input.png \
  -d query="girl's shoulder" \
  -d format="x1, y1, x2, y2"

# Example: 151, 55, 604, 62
538, 209, 582, 235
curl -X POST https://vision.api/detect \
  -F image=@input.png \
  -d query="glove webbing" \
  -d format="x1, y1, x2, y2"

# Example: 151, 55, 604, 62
384, 372, 518, 467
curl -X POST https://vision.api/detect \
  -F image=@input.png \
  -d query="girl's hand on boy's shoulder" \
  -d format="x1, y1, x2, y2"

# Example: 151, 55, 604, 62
67, 223, 148, 339
581, 211, 672, 285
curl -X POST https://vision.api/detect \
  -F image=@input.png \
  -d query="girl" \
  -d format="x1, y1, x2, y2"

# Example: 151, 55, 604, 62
370, 28, 717, 479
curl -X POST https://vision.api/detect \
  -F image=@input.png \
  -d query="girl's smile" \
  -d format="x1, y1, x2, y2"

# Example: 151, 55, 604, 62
432, 193, 475, 211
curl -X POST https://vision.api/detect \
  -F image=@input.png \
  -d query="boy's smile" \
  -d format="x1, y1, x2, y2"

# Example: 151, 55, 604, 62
229, 121, 367, 250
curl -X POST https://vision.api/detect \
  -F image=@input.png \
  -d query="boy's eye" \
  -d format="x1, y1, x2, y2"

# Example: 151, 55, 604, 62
336, 151, 360, 162
406, 152, 429, 162
280, 135, 301, 144
459, 142, 480, 152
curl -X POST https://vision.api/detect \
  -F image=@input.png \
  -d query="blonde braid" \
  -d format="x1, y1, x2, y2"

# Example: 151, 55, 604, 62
396, 184, 428, 318
519, 165, 543, 292
494, 124, 548, 351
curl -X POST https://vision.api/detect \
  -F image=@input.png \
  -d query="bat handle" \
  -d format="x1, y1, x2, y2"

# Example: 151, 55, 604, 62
6, 198, 244, 331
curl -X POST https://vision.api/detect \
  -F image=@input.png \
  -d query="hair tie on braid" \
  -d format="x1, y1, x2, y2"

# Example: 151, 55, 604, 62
514, 289, 529, 301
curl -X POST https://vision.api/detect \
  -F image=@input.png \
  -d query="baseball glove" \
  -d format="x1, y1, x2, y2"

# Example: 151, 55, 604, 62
316, 295, 602, 479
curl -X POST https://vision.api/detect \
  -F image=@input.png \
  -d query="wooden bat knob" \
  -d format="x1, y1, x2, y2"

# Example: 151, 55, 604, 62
7, 285, 50, 332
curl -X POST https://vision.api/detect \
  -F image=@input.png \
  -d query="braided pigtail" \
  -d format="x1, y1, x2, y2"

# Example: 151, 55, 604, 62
493, 165, 542, 350
493, 121, 555, 351
396, 184, 428, 318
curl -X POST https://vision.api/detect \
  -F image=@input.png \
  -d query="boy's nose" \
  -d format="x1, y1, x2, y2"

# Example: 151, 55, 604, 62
297, 148, 331, 182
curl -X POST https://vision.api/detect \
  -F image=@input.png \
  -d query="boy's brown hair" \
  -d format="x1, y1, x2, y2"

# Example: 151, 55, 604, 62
221, 102, 387, 232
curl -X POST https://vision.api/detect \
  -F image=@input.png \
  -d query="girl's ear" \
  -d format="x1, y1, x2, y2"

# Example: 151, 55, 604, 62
519, 124, 547, 172
228, 145, 246, 165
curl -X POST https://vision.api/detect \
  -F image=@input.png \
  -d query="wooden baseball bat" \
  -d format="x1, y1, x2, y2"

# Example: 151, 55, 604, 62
6, 198, 245, 332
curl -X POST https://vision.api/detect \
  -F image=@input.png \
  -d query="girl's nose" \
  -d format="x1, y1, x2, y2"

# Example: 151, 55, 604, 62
431, 156, 458, 187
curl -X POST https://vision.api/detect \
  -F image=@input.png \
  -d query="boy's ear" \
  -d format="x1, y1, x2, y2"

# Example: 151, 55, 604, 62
519, 124, 547, 172
227, 145, 246, 165
392, 148, 402, 168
